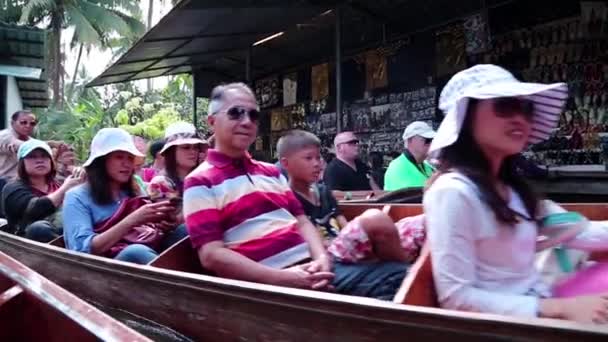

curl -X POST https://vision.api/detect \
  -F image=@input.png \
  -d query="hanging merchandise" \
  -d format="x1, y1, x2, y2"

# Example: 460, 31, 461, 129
464, 12, 490, 55
311, 63, 329, 101
364, 50, 388, 90
283, 73, 297, 106
581, 2, 607, 38
255, 76, 280, 109
435, 23, 467, 77
270, 107, 290, 132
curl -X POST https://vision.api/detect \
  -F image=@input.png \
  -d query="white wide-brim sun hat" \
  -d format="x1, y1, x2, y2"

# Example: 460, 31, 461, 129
430, 64, 569, 154
83, 128, 144, 167
159, 122, 208, 155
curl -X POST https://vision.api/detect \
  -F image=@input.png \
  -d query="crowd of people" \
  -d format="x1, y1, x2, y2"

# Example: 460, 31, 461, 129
1, 64, 608, 323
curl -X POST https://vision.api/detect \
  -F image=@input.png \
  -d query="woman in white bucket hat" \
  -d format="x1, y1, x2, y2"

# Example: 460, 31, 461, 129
424, 65, 608, 323
155, 122, 208, 196
62, 128, 187, 264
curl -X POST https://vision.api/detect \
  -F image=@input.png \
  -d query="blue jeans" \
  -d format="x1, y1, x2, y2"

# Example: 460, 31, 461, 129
332, 261, 409, 300
24, 221, 61, 243
114, 224, 188, 265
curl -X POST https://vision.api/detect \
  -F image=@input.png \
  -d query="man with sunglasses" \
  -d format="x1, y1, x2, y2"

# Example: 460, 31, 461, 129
384, 121, 436, 191
183, 83, 407, 299
0, 110, 39, 179
324, 132, 380, 193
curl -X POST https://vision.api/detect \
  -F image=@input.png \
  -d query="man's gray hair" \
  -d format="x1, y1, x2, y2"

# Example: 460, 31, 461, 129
207, 82, 256, 115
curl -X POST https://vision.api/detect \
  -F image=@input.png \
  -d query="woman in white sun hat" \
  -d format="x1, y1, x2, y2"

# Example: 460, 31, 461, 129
62, 128, 187, 264
154, 122, 208, 196
424, 64, 608, 324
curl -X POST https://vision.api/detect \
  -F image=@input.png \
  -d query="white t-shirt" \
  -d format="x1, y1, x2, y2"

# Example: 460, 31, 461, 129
425, 172, 546, 317
425, 172, 608, 317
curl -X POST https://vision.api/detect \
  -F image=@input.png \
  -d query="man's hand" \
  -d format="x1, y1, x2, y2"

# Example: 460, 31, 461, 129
273, 264, 334, 290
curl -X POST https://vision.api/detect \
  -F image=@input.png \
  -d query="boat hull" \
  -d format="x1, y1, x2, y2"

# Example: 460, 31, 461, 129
0, 231, 607, 341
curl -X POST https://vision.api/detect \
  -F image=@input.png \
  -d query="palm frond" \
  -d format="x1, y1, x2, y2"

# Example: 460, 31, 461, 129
64, 3, 102, 46
20, 0, 55, 24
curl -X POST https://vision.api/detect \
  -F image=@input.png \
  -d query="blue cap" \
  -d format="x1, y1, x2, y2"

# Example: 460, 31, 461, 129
17, 139, 53, 160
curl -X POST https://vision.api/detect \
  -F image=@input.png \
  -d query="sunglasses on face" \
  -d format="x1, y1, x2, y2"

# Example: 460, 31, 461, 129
19, 120, 37, 127
493, 97, 535, 121
342, 140, 359, 146
423, 138, 433, 145
225, 106, 260, 123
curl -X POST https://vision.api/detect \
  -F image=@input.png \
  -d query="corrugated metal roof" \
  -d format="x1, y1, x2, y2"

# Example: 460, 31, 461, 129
87, 0, 518, 89
0, 22, 49, 108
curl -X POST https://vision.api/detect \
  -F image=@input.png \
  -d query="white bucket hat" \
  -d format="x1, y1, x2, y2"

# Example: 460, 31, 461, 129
430, 64, 568, 153
159, 122, 208, 155
83, 128, 144, 167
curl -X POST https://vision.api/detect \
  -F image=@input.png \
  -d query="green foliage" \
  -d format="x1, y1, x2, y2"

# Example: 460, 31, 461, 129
36, 74, 207, 162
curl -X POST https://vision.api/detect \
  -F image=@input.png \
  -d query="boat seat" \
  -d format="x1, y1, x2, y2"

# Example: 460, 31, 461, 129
49, 236, 65, 248
393, 243, 439, 307
149, 236, 207, 274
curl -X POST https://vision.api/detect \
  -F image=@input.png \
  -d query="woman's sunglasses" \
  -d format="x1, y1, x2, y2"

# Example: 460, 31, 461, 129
225, 106, 260, 123
493, 97, 535, 120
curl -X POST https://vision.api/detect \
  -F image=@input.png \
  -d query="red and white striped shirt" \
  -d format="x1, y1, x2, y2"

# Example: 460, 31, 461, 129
183, 150, 309, 269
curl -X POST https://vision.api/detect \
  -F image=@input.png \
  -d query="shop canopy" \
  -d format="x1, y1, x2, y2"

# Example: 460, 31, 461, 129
0, 22, 49, 108
87, 0, 515, 90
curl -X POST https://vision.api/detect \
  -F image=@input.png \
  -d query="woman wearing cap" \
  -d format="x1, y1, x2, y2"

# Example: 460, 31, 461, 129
62, 128, 187, 264
1, 139, 85, 242
425, 64, 608, 323
157, 122, 208, 196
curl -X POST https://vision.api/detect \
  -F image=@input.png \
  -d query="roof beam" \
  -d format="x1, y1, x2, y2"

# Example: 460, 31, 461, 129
145, 31, 275, 43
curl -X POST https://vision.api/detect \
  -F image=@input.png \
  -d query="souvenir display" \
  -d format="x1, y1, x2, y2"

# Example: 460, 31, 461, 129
365, 50, 388, 90
464, 13, 490, 55
283, 73, 297, 106
435, 23, 467, 77
255, 76, 280, 109
311, 63, 329, 101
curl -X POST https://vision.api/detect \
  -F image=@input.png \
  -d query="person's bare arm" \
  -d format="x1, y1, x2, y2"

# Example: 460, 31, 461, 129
369, 177, 381, 191
295, 215, 331, 270
199, 241, 285, 282
199, 241, 333, 289
336, 215, 349, 229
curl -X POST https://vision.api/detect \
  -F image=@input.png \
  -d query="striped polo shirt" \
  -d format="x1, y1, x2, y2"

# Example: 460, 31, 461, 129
183, 149, 310, 269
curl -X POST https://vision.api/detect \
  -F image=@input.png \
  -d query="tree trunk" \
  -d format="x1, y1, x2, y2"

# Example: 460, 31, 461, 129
50, 3, 64, 109
146, 0, 154, 91
67, 43, 84, 102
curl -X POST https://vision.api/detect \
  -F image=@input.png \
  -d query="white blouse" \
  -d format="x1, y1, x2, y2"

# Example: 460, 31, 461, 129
424, 172, 608, 318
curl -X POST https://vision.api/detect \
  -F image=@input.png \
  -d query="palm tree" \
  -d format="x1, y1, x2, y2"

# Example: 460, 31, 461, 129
19, 0, 145, 109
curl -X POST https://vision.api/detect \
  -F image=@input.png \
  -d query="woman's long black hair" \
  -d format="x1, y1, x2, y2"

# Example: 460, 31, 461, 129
162, 146, 198, 195
86, 156, 139, 205
436, 98, 539, 223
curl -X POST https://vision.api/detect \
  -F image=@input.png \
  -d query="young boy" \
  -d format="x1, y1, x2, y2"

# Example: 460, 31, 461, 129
278, 130, 424, 263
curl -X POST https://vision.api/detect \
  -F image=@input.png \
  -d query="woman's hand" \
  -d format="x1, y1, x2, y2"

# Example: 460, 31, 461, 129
125, 200, 176, 227
540, 294, 608, 324
61, 167, 86, 190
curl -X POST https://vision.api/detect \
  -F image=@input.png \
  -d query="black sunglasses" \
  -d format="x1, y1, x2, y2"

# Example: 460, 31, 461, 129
225, 106, 260, 123
342, 139, 359, 146
19, 120, 37, 127
493, 97, 535, 120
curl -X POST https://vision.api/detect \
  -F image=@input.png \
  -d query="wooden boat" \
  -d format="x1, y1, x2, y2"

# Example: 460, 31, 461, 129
0, 204, 607, 340
0, 250, 150, 342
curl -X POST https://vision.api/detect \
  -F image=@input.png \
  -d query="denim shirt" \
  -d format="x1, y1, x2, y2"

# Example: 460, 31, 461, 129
62, 184, 129, 253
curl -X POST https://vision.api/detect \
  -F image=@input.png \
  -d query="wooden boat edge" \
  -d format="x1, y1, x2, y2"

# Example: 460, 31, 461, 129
1, 231, 607, 339
0, 251, 150, 342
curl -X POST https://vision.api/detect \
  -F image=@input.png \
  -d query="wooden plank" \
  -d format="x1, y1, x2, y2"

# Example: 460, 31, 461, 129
393, 243, 438, 307
1, 231, 608, 341
0, 251, 151, 342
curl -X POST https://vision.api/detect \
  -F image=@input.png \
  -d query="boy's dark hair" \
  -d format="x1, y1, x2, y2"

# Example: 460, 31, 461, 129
85, 156, 138, 205
276, 130, 321, 158
149, 140, 165, 160
436, 98, 539, 224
